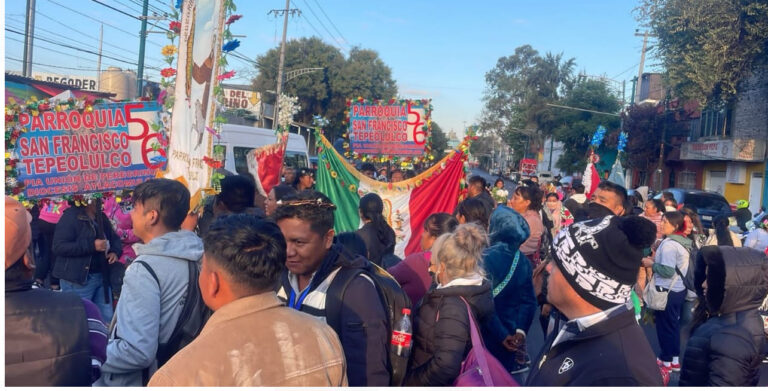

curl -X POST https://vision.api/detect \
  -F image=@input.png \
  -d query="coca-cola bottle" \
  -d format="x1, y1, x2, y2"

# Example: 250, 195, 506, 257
391, 308, 412, 357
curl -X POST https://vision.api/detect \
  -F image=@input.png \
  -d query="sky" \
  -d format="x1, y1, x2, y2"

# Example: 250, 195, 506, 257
4, 0, 658, 138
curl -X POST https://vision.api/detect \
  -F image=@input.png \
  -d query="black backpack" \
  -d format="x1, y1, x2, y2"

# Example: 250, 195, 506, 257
325, 259, 412, 387
134, 260, 212, 384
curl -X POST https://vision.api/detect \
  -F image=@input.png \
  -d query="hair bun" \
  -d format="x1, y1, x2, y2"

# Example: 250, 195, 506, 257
453, 223, 489, 258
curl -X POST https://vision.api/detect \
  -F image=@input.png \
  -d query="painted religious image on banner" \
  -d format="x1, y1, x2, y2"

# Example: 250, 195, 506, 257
10, 102, 167, 198
348, 98, 431, 157
167, 0, 225, 197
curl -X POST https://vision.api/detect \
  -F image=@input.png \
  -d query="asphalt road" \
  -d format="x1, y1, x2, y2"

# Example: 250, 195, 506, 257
470, 168, 768, 386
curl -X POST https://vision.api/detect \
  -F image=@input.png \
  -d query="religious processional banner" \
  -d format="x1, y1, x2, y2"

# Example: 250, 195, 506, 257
166, 0, 226, 204
316, 133, 468, 258
6, 101, 167, 199
246, 133, 287, 196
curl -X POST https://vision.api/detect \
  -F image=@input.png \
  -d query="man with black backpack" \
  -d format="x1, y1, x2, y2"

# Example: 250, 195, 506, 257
274, 190, 393, 387
94, 179, 205, 386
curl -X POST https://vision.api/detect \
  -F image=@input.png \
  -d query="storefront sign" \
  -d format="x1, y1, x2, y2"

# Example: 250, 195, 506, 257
347, 98, 432, 158
10, 102, 167, 198
222, 88, 261, 114
32, 71, 99, 91
680, 139, 766, 162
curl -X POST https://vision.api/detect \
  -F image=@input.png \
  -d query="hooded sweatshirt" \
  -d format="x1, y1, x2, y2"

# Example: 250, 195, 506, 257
95, 230, 204, 387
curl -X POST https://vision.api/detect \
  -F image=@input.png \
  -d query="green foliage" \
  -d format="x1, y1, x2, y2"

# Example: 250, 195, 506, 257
430, 122, 448, 161
480, 45, 576, 160
252, 39, 397, 139
553, 80, 621, 173
636, 0, 768, 105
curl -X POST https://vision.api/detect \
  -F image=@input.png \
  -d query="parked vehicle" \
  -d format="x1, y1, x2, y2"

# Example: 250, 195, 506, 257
218, 124, 310, 175
653, 188, 732, 229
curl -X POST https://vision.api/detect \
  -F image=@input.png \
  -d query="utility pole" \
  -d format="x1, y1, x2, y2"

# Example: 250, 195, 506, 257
97, 24, 103, 90
22, 0, 36, 77
269, 1, 300, 130
655, 92, 671, 191
136, 0, 149, 97
634, 30, 655, 104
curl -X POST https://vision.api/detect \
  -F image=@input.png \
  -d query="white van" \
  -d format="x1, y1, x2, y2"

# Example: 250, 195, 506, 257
217, 124, 310, 175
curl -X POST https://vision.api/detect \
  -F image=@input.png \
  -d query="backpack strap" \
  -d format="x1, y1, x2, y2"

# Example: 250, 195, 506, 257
134, 260, 160, 287
325, 267, 364, 335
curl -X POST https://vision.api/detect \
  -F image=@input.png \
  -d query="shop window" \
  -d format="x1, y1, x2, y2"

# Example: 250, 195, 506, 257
678, 171, 696, 189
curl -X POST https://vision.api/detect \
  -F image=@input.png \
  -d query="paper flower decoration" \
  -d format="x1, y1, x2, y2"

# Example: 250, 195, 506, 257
225, 14, 242, 25
217, 70, 235, 80
157, 89, 167, 105
161, 68, 177, 78
161, 45, 177, 57
222, 40, 240, 52
617, 131, 629, 152
169, 21, 181, 33
175, 0, 183, 9
590, 125, 606, 148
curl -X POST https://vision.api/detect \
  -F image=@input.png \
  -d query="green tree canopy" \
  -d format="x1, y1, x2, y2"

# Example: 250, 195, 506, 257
636, 0, 768, 106
553, 80, 622, 174
430, 121, 448, 161
480, 45, 576, 160
252, 38, 398, 139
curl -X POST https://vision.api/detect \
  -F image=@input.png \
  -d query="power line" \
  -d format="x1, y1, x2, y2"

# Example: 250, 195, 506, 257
297, 0, 345, 50
6, 27, 153, 68
299, 12, 346, 53
6, 56, 124, 72
5, 35, 160, 71
311, 0, 348, 46
90, 0, 171, 34
44, 0, 165, 48
5, 18, 163, 65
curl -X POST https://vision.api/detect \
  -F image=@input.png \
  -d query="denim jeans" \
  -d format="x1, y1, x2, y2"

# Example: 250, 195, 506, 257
61, 272, 113, 323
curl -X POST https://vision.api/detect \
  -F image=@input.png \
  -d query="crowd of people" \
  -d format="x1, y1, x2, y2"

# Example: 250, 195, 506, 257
6, 167, 768, 387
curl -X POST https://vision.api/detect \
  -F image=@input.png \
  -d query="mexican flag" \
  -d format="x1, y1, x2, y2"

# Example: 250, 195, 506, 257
316, 133, 468, 258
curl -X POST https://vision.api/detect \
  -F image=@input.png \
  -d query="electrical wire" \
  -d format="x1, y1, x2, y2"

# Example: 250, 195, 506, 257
311, 0, 348, 46
296, 0, 346, 50
299, 12, 346, 54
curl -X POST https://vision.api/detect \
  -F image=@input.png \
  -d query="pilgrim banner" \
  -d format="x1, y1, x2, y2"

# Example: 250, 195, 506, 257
166, 0, 226, 204
246, 133, 287, 196
347, 98, 432, 159
8, 101, 166, 199
316, 133, 467, 258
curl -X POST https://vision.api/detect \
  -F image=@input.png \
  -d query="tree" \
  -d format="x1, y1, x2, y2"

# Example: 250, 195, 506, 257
636, 0, 768, 106
480, 45, 576, 159
430, 121, 448, 161
553, 80, 622, 174
252, 39, 398, 139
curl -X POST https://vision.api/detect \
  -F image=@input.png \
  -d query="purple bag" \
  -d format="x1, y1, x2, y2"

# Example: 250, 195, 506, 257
453, 297, 519, 387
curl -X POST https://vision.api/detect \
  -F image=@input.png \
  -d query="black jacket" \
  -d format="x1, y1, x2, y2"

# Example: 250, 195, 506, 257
5, 277, 91, 386
405, 280, 497, 387
357, 221, 396, 267
679, 246, 768, 387
526, 306, 663, 387
276, 244, 389, 387
52, 206, 122, 286
474, 191, 497, 218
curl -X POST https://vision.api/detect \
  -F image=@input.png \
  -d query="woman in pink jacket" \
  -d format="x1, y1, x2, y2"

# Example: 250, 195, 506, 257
102, 194, 141, 302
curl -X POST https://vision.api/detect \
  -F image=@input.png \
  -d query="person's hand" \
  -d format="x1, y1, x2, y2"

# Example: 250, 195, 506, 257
181, 211, 199, 232
94, 239, 108, 252
107, 252, 118, 264
541, 303, 552, 318
641, 256, 654, 268
503, 332, 525, 351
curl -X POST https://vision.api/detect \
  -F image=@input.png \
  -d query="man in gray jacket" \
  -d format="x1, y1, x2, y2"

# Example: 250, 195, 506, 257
94, 179, 204, 386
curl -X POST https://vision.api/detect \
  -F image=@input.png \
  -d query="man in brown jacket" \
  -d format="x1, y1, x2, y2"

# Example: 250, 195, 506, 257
148, 214, 347, 386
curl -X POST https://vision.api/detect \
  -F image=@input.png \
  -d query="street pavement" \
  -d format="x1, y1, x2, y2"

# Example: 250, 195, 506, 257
469, 168, 768, 386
